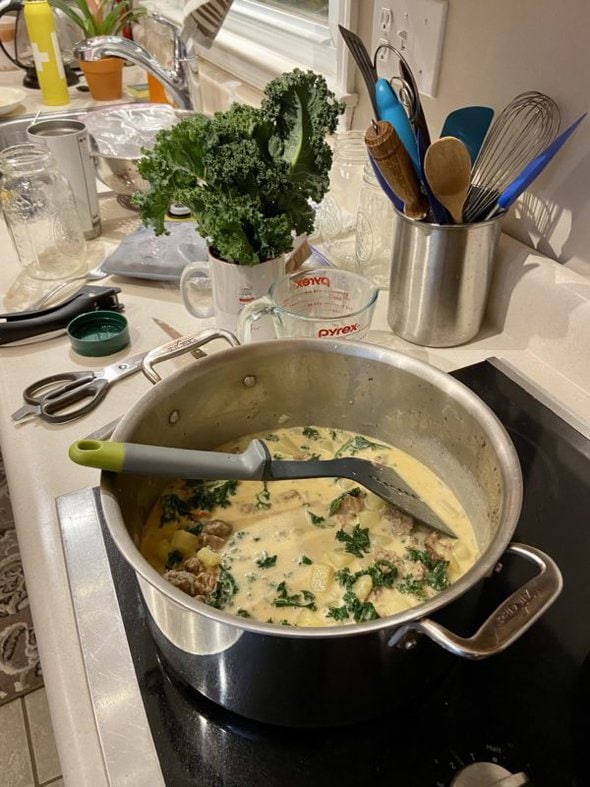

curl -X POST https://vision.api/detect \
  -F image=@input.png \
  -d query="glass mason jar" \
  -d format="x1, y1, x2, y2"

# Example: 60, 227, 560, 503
317, 130, 367, 272
0, 143, 87, 280
355, 160, 395, 289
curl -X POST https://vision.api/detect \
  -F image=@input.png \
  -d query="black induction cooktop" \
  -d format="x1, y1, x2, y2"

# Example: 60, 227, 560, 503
101, 359, 590, 787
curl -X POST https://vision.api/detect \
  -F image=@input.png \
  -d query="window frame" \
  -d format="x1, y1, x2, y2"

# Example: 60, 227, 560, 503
140, 0, 359, 122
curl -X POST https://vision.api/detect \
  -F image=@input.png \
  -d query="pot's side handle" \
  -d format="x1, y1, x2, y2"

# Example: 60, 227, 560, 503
398, 543, 563, 660
142, 329, 240, 384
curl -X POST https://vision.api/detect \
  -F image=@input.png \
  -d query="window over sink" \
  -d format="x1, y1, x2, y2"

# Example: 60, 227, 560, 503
140, 0, 357, 121
200, 0, 355, 100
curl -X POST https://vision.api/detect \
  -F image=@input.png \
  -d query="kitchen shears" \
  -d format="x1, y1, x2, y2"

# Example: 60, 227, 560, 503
11, 350, 149, 424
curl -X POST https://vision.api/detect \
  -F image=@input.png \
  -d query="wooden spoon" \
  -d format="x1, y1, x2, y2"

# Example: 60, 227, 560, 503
424, 137, 472, 224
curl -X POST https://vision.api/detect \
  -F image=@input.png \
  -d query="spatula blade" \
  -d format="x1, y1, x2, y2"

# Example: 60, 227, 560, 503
266, 456, 457, 538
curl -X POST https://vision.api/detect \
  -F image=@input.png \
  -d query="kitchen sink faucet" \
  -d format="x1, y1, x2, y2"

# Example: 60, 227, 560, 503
74, 14, 199, 110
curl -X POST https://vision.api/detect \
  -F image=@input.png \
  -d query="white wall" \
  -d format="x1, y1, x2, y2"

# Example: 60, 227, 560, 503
353, 0, 590, 278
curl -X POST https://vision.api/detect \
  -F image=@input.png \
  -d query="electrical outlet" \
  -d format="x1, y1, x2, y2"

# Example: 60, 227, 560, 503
371, 0, 448, 98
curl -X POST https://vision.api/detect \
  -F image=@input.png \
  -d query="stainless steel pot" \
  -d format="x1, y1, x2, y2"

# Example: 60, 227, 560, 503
100, 331, 562, 726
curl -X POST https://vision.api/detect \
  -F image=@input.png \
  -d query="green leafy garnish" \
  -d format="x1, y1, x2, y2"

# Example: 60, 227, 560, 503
328, 487, 362, 517
165, 549, 183, 570
335, 559, 397, 591
327, 591, 378, 623
335, 523, 371, 558
299, 555, 313, 565
397, 575, 427, 599
160, 494, 193, 525
185, 479, 238, 512
308, 511, 326, 527
135, 70, 344, 265
272, 581, 316, 611
405, 548, 450, 593
236, 609, 252, 618
334, 435, 388, 457
186, 523, 203, 536
256, 553, 277, 569
302, 427, 320, 440
256, 484, 272, 510
207, 568, 239, 610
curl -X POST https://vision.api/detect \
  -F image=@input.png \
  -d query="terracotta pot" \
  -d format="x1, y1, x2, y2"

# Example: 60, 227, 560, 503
78, 57, 123, 101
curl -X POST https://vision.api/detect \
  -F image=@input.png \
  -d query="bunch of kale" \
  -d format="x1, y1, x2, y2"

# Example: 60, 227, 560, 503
135, 69, 344, 265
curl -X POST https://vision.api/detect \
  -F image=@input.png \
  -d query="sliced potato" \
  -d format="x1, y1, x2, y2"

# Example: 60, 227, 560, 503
309, 562, 334, 593
297, 608, 324, 627
453, 540, 471, 561
170, 529, 200, 557
325, 550, 354, 569
358, 509, 380, 528
197, 545, 221, 567
352, 574, 373, 602
364, 493, 385, 511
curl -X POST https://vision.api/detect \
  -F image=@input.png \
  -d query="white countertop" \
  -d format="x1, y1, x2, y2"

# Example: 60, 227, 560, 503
1, 70, 589, 785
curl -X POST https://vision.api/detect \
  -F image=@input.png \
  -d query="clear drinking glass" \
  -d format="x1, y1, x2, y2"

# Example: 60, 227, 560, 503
0, 143, 87, 280
317, 131, 367, 272
355, 160, 395, 289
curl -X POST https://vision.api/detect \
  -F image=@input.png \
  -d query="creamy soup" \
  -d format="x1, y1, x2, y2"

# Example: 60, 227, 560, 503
141, 426, 480, 627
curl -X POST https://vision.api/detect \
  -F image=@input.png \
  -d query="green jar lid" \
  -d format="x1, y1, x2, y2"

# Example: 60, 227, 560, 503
67, 311, 130, 357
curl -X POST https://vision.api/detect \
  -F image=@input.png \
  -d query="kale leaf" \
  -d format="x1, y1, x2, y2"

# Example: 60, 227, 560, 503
135, 69, 344, 264
335, 523, 371, 558
272, 581, 317, 611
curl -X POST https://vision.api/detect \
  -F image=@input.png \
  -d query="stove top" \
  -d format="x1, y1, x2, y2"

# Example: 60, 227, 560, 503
57, 359, 590, 787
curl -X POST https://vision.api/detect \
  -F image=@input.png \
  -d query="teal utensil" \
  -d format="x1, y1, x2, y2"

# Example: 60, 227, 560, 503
440, 106, 494, 164
375, 78, 421, 174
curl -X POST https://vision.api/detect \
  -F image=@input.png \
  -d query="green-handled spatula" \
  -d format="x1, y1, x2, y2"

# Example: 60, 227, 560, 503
70, 438, 457, 538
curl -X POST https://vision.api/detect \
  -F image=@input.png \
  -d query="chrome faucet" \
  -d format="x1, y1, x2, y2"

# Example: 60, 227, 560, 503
74, 15, 198, 110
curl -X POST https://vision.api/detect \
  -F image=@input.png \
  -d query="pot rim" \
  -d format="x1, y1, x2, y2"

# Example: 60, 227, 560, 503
101, 340, 524, 639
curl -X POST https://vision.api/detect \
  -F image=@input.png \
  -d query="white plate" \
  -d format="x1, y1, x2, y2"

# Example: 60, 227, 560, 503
0, 87, 26, 117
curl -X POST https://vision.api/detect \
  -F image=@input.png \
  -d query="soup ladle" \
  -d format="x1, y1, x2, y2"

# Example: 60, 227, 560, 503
69, 438, 457, 537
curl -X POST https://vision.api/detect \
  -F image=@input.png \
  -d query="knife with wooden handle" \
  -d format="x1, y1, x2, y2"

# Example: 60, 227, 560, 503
365, 120, 428, 220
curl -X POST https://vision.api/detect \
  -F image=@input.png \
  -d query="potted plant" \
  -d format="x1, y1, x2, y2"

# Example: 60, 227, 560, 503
134, 69, 345, 331
48, 0, 146, 100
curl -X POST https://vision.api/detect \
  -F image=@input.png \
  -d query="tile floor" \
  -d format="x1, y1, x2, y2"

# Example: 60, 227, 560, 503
0, 688, 63, 787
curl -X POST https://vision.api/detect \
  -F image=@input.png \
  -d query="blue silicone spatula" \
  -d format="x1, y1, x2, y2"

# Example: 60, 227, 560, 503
440, 106, 494, 165
486, 112, 587, 219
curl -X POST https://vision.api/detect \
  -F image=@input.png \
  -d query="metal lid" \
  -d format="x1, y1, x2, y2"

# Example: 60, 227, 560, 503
67, 311, 130, 357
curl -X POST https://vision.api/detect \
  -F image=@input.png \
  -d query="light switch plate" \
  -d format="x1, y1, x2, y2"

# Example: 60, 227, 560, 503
371, 0, 448, 98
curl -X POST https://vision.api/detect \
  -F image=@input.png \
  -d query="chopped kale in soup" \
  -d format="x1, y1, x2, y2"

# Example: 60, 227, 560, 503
140, 426, 479, 627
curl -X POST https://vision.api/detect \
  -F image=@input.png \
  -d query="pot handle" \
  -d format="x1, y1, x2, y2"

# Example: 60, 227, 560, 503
142, 329, 240, 384
393, 543, 562, 659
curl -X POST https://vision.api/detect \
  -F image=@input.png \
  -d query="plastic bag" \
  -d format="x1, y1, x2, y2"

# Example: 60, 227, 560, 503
101, 221, 208, 281
84, 105, 181, 157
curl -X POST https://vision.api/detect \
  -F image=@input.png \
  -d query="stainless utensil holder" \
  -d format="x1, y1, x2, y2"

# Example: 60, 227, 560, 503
387, 211, 504, 347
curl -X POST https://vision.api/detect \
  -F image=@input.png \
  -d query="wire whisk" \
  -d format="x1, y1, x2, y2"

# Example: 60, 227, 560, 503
463, 91, 560, 222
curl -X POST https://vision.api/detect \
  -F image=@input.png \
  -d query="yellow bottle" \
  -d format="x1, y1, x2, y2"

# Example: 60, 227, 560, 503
23, 0, 69, 106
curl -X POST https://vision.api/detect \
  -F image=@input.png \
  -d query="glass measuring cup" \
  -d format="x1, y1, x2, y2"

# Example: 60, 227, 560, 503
237, 268, 378, 343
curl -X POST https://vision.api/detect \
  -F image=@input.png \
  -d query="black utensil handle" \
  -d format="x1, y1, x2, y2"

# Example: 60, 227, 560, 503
0, 286, 123, 345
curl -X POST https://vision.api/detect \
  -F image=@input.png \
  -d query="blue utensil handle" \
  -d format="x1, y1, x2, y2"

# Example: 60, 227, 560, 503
375, 78, 421, 174
497, 112, 587, 211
